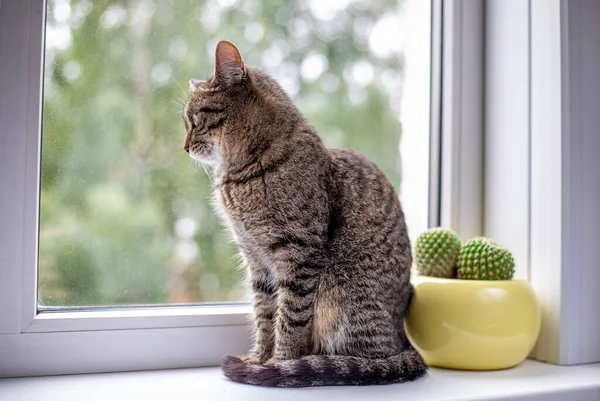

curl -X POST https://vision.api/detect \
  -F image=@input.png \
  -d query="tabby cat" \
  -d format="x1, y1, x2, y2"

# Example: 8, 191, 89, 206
182, 40, 427, 387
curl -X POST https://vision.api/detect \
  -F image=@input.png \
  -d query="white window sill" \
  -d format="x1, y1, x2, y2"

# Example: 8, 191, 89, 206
1, 360, 599, 401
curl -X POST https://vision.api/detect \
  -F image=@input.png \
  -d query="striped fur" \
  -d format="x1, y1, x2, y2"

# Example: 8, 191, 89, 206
184, 41, 427, 387
223, 349, 427, 387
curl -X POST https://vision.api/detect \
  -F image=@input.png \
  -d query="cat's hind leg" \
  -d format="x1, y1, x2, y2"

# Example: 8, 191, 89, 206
312, 274, 398, 359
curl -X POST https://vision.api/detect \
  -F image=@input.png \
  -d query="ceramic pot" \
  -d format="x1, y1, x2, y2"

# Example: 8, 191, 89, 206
404, 275, 541, 370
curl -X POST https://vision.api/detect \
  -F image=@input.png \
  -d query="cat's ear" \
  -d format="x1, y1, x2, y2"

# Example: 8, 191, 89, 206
189, 79, 205, 91
214, 40, 245, 86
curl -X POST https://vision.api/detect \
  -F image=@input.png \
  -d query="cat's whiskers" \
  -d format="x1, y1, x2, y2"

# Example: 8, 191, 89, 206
171, 99, 186, 114
171, 78, 191, 117
200, 161, 212, 181
171, 77, 191, 101
191, 158, 212, 181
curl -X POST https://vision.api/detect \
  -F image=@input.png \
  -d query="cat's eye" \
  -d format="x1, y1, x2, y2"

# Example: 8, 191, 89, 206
192, 114, 200, 127
199, 106, 224, 114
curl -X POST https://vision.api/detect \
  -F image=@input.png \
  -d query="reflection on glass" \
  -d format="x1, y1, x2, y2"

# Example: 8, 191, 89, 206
39, 0, 430, 307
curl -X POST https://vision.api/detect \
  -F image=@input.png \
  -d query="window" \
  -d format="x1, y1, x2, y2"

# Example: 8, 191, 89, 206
38, 0, 432, 309
0, 0, 463, 377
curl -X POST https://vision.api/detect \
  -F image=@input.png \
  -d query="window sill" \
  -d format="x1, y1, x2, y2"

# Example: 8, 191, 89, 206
1, 360, 599, 401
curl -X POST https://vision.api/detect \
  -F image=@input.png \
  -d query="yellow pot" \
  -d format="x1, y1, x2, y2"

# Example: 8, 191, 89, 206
404, 275, 541, 370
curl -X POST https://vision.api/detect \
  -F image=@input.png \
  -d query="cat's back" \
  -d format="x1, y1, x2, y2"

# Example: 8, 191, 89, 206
326, 147, 410, 260
327, 147, 401, 212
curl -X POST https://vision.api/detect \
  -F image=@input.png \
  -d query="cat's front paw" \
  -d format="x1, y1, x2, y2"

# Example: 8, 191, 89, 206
240, 353, 270, 364
240, 355, 262, 364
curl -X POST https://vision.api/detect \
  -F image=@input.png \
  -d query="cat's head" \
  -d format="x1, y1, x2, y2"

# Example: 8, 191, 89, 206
182, 40, 294, 167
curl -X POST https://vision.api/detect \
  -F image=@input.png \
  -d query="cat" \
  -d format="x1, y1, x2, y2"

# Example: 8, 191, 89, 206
182, 40, 427, 387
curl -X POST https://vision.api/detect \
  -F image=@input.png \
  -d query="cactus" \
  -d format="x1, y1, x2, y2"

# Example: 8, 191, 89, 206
415, 228, 462, 278
457, 237, 515, 280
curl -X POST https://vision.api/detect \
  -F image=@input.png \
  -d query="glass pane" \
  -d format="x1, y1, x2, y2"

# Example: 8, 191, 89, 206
38, 0, 432, 307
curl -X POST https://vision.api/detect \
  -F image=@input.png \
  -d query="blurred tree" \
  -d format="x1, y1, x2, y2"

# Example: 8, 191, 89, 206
39, 0, 407, 306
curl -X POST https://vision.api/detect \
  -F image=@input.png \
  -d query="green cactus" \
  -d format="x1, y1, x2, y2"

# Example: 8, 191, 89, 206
457, 237, 515, 280
415, 228, 462, 278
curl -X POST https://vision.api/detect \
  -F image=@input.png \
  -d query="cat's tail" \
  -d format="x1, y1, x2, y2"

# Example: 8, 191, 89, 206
221, 348, 427, 388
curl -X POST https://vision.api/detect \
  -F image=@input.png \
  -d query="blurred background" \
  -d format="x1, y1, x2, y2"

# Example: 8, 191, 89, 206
38, 0, 431, 307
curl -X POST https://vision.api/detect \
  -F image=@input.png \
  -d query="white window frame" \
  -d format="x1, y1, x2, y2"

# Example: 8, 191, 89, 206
431, 0, 600, 369
439, 0, 600, 368
1, 0, 598, 378
436, 0, 484, 239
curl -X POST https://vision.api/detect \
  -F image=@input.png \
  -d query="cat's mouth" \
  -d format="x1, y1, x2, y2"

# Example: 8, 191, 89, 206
189, 144, 220, 166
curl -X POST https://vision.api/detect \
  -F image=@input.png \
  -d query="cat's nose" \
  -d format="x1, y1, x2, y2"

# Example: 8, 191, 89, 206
184, 145, 190, 153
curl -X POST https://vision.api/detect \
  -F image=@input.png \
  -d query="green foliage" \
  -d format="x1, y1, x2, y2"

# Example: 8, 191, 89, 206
457, 237, 515, 281
39, 0, 405, 306
415, 227, 461, 278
